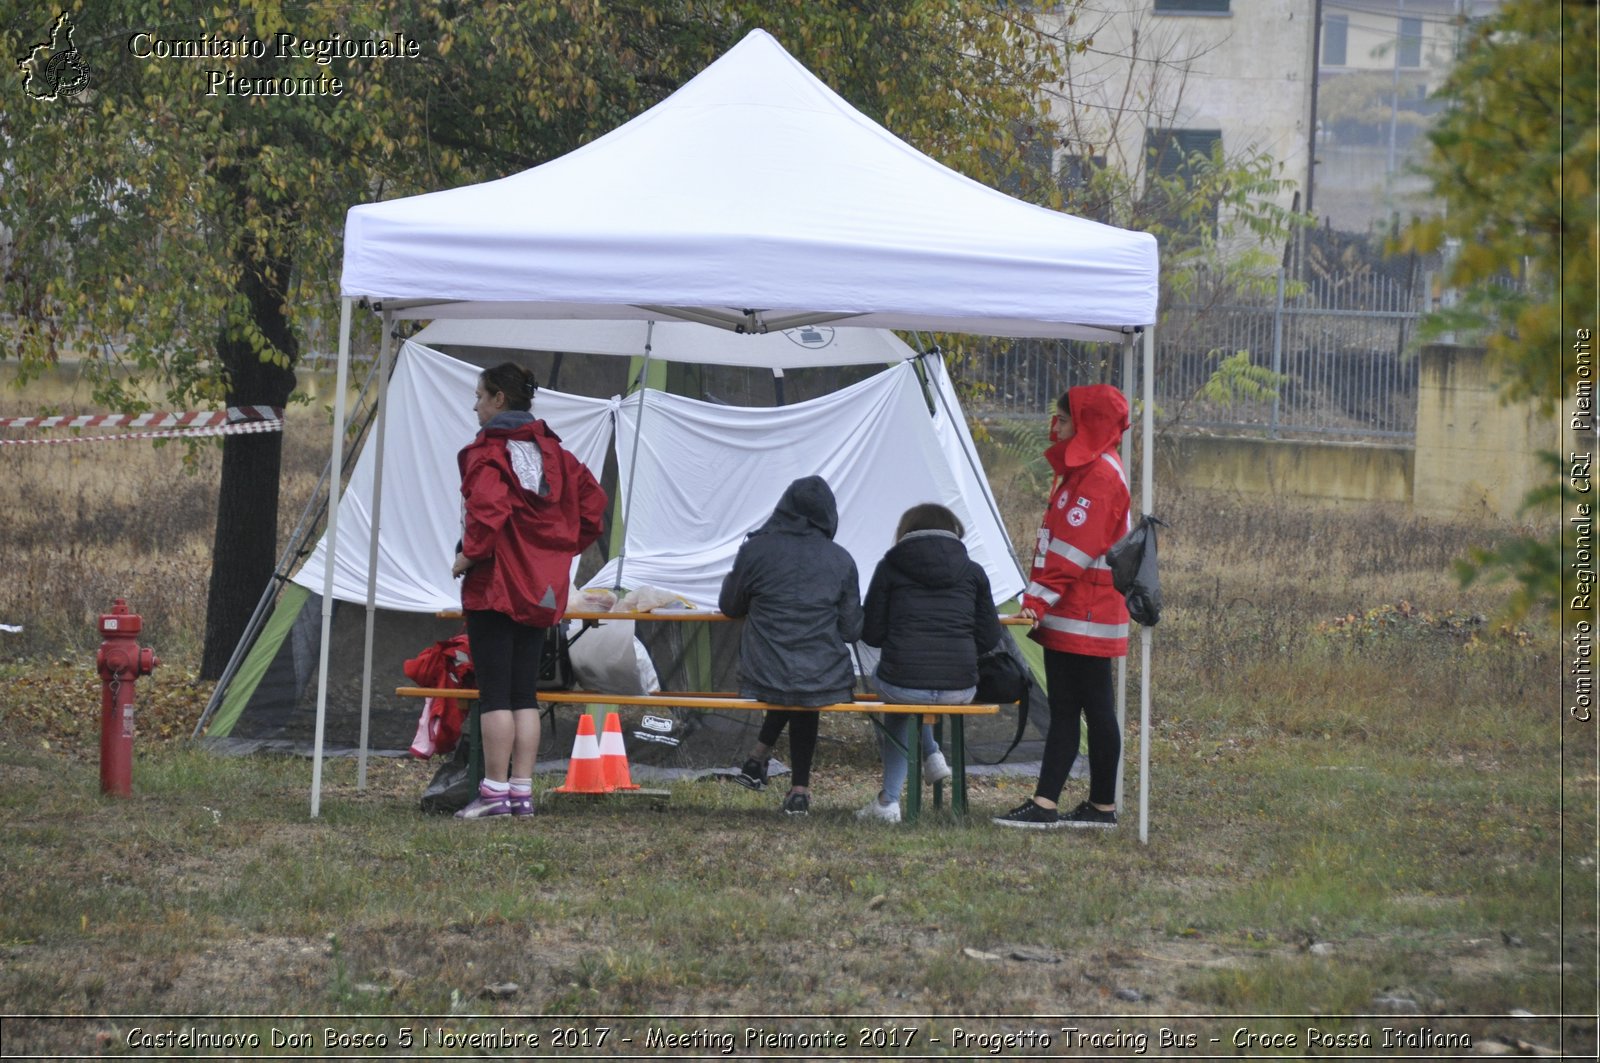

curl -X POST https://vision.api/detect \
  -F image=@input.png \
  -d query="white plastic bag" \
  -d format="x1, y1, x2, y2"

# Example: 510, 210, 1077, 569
571, 585, 619, 612
615, 585, 697, 613
566, 619, 661, 694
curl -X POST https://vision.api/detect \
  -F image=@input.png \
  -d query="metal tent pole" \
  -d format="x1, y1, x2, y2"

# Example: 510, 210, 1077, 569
355, 313, 394, 790
1114, 333, 1134, 815
1139, 326, 1155, 845
310, 297, 354, 818
613, 321, 654, 593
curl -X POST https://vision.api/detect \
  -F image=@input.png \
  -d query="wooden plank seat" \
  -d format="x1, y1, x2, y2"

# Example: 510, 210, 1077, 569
396, 686, 998, 820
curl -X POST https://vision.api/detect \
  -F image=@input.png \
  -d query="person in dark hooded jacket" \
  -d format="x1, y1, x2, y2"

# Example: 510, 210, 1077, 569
723, 476, 863, 815
994, 384, 1131, 830
856, 503, 1004, 823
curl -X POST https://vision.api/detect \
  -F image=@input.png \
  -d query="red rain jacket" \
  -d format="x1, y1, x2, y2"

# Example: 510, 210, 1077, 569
1021, 384, 1132, 658
457, 418, 607, 627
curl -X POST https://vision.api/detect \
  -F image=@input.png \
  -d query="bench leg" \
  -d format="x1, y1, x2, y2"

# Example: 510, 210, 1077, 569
905, 717, 923, 824
950, 715, 968, 816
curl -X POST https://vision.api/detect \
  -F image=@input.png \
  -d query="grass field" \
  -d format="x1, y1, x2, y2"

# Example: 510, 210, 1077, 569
0, 396, 1592, 1058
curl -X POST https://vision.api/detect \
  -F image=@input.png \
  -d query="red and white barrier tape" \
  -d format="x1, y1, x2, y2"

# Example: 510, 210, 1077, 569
0, 405, 282, 429
0, 418, 283, 446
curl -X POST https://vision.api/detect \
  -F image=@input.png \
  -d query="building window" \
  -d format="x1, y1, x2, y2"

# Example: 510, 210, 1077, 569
1322, 14, 1348, 66
1153, 0, 1230, 14
1148, 128, 1221, 182
1145, 128, 1222, 242
986, 123, 1056, 200
1058, 154, 1108, 221
1058, 154, 1105, 193
1397, 15, 1422, 67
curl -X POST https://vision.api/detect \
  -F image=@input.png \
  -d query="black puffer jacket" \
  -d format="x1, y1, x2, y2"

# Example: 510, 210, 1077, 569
718, 476, 864, 707
862, 529, 1004, 690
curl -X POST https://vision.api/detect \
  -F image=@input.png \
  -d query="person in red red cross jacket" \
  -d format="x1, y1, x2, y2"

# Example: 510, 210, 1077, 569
994, 383, 1131, 831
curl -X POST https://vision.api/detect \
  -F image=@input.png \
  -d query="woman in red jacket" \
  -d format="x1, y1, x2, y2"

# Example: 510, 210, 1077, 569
994, 384, 1131, 830
450, 362, 607, 819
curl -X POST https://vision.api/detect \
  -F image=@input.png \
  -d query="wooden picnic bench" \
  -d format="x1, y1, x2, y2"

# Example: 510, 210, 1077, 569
396, 685, 998, 821
408, 606, 1025, 820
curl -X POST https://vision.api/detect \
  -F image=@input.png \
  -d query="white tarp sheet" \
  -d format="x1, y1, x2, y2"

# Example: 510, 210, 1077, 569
588, 360, 1022, 607
293, 341, 617, 609
293, 341, 1021, 612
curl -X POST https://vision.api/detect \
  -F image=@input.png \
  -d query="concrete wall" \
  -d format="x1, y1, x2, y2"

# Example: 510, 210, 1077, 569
1159, 432, 1413, 507
1159, 344, 1552, 522
1412, 343, 1555, 519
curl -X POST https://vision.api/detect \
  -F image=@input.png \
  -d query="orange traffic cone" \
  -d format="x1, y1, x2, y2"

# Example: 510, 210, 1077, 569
599, 712, 640, 791
553, 713, 609, 794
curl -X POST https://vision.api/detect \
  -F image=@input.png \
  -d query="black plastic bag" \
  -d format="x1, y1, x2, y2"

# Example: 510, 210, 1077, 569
419, 731, 477, 815
1105, 514, 1167, 627
975, 638, 1029, 703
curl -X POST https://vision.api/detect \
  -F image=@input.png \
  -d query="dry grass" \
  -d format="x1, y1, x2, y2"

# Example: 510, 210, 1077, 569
0, 377, 1587, 1057
0, 395, 330, 660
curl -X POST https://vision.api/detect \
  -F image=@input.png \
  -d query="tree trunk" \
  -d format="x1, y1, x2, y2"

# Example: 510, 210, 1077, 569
198, 258, 298, 680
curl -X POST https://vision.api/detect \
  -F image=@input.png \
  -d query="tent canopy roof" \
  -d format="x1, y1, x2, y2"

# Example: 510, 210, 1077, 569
342, 29, 1158, 341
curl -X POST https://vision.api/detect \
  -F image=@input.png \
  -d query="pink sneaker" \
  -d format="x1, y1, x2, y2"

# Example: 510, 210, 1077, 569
454, 791, 512, 819
509, 792, 535, 817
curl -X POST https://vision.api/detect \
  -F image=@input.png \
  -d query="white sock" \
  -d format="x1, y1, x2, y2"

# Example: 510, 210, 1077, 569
480, 778, 510, 797
508, 777, 533, 796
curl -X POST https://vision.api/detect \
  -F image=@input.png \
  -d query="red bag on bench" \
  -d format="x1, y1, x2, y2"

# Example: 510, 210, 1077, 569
403, 634, 475, 758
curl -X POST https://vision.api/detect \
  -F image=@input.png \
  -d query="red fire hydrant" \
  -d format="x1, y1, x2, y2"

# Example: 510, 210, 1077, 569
97, 599, 158, 796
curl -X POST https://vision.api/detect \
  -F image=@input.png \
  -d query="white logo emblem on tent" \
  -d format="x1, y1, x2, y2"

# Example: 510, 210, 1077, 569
783, 326, 835, 349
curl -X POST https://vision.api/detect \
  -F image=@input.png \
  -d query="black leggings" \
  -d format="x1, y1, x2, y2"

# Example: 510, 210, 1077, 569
1036, 650, 1121, 807
465, 609, 544, 712
756, 710, 820, 789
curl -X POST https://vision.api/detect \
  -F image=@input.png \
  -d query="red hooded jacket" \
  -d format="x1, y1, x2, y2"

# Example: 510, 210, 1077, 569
457, 416, 607, 627
1021, 384, 1132, 658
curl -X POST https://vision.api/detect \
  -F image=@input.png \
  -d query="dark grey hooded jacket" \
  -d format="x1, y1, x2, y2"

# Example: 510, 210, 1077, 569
718, 476, 863, 706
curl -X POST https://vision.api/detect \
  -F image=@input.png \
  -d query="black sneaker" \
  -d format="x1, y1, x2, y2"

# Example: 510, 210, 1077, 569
1060, 800, 1117, 829
780, 790, 810, 816
734, 758, 767, 792
992, 798, 1062, 829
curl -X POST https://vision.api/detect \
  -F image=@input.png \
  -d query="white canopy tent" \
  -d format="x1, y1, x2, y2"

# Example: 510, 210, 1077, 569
324, 28, 1159, 837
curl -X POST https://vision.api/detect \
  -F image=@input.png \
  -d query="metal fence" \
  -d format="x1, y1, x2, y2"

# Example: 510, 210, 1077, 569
960, 268, 1431, 440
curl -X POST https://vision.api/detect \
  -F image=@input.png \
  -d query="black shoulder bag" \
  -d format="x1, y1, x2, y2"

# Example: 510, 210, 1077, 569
976, 634, 1033, 764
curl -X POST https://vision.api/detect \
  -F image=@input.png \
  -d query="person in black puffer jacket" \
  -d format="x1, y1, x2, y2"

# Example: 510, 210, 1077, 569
856, 503, 1005, 823
723, 476, 864, 815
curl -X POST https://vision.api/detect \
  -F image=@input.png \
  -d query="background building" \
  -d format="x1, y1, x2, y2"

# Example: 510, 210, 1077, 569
1037, 0, 1499, 235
